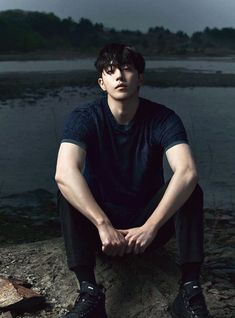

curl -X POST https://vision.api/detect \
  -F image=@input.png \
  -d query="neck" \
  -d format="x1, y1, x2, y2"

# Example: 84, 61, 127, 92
107, 94, 140, 125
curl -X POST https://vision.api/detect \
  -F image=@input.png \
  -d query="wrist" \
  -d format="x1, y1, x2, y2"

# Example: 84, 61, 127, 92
96, 218, 112, 229
143, 220, 160, 235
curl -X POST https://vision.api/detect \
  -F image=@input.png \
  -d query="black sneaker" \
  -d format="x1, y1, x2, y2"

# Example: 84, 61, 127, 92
171, 281, 212, 318
61, 281, 107, 318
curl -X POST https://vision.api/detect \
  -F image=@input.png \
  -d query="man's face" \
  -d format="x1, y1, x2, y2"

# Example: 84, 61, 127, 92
98, 64, 143, 101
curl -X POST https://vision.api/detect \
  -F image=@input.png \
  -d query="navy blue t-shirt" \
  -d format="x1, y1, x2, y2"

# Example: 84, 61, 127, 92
62, 96, 188, 225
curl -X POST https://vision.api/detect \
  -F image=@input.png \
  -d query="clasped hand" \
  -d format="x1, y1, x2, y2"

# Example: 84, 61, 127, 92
98, 223, 157, 256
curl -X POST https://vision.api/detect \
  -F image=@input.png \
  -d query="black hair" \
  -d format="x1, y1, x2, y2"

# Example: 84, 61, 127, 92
94, 43, 145, 76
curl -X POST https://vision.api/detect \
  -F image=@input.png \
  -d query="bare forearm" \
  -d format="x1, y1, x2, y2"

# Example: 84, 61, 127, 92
56, 169, 111, 228
145, 169, 198, 232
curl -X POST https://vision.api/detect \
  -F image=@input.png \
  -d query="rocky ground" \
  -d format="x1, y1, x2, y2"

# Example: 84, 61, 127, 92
0, 190, 234, 317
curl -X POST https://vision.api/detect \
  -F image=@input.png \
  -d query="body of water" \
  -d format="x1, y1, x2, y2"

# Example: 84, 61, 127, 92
0, 86, 234, 211
1, 57, 235, 74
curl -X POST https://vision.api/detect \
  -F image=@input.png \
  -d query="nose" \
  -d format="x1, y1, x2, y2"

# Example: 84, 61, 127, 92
115, 68, 124, 81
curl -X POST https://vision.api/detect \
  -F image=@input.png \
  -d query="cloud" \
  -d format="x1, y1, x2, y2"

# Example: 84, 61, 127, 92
0, 0, 234, 34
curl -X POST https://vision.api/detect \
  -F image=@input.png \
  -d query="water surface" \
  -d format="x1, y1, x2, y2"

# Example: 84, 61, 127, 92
1, 58, 235, 74
0, 86, 234, 210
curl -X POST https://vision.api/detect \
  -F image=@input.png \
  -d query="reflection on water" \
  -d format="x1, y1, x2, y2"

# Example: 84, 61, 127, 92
0, 86, 234, 210
1, 58, 235, 74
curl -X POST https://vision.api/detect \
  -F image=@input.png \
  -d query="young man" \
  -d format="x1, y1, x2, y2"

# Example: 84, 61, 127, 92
55, 43, 212, 318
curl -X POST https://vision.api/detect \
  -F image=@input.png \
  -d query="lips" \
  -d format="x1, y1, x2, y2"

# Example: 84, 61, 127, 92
115, 83, 127, 89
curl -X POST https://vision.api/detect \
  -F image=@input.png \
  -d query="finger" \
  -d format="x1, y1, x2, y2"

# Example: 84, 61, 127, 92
126, 240, 135, 254
118, 229, 129, 236
102, 243, 115, 256
109, 243, 119, 256
111, 240, 124, 256
102, 244, 111, 255
112, 237, 125, 257
139, 244, 146, 254
138, 242, 147, 254
118, 240, 127, 256
133, 242, 141, 255
116, 246, 123, 257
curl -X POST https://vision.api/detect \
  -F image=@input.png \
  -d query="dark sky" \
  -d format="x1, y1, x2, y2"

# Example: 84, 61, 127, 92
0, 0, 235, 34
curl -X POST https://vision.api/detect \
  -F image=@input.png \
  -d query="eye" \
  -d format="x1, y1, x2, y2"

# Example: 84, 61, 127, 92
105, 63, 119, 74
122, 65, 133, 71
105, 66, 115, 75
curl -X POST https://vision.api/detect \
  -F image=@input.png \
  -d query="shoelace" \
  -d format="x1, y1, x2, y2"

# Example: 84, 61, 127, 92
70, 292, 100, 314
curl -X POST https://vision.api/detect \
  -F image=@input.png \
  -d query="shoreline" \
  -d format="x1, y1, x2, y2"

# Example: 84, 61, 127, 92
0, 205, 233, 246
1, 70, 235, 101
1, 51, 235, 61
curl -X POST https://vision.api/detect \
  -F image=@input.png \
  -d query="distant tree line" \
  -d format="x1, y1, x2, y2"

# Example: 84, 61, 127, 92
0, 9, 235, 55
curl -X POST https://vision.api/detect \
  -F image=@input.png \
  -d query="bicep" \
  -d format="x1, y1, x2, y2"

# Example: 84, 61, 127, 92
165, 143, 198, 174
56, 142, 86, 173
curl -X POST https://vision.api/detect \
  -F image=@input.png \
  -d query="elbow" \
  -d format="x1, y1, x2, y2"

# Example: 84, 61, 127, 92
55, 169, 66, 187
193, 173, 199, 187
55, 173, 62, 187
55, 172, 69, 195
176, 166, 199, 185
188, 167, 199, 185
55, 166, 81, 187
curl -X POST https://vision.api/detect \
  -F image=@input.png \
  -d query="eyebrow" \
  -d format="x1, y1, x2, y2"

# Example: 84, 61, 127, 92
102, 62, 134, 75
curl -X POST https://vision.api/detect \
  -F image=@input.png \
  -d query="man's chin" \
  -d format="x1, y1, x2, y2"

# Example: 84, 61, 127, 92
111, 91, 138, 101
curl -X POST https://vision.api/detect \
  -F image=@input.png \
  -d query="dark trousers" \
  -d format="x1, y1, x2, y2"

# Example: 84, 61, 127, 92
58, 181, 204, 270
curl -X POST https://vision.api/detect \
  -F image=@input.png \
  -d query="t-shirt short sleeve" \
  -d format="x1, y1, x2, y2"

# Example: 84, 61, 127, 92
61, 108, 91, 150
159, 111, 188, 152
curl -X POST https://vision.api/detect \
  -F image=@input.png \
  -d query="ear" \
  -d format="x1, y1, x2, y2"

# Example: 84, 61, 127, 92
98, 77, 106, 91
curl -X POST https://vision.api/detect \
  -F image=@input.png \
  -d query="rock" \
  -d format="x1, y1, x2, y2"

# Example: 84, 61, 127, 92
8, 277, 32, 288
95, 249, 178, 318
0, 276, 46, 313
0, 237, 234, 318
0, 312, 13, 318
